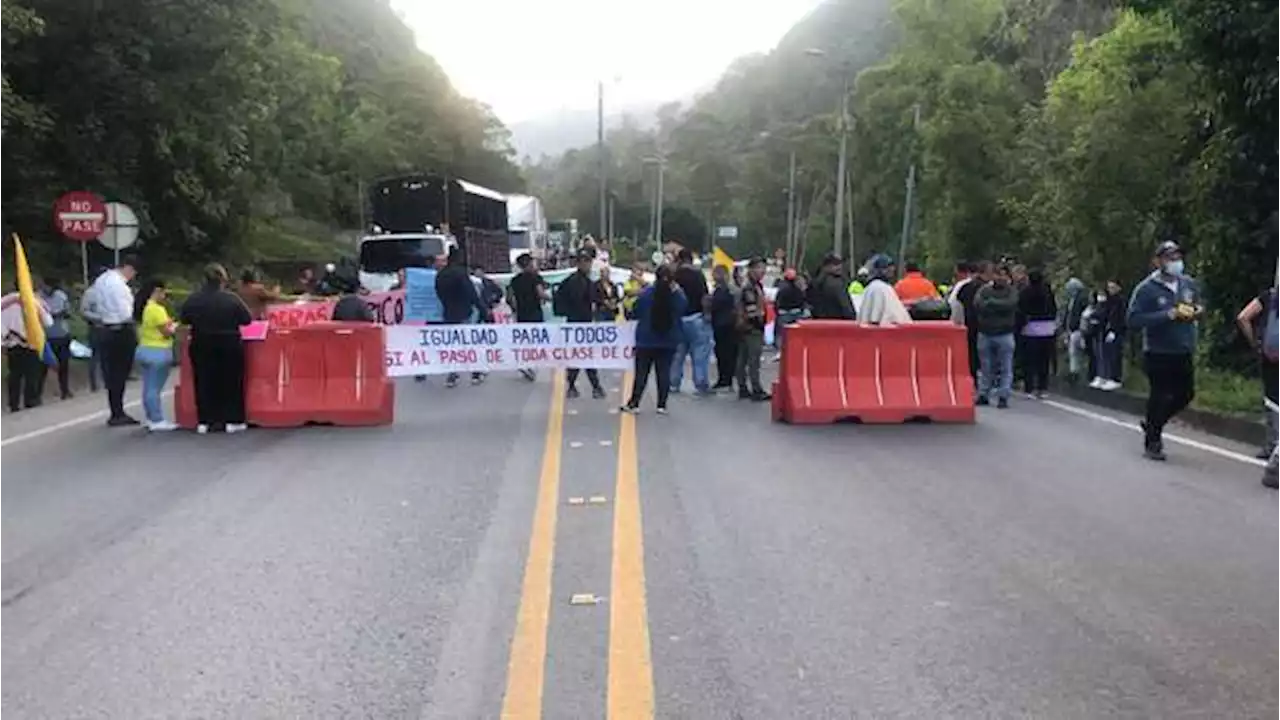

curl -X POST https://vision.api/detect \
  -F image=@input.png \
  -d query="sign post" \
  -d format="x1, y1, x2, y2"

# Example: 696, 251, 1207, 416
54, 191, 107, 287
97, 202, 140, 266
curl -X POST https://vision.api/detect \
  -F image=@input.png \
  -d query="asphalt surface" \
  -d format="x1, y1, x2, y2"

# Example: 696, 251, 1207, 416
2, 370, 1276, 719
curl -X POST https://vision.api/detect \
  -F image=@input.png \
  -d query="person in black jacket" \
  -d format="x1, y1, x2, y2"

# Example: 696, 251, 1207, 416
809, 253, 856, 320
1092, 279, 1127, 389
1017, 270, 1058, 398
553, 251, 605, 399
180, 263, 253, 433
708, 265, 739, 389
774, 268, 808, 352
435, 248, 488, 388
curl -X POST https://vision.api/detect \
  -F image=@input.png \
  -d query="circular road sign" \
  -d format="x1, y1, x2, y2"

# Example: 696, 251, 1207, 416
97, 202, 140, 251
53, 191, 107, 241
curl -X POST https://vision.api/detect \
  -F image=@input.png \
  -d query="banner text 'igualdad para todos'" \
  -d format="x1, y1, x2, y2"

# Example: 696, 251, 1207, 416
384, 322, 636, 376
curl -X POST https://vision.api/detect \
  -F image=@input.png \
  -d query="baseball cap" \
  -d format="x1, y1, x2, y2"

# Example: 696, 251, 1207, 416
1154, 240, 1182, 257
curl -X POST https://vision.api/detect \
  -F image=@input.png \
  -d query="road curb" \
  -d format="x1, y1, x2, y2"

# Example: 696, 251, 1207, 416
1049, 379, 1267, 448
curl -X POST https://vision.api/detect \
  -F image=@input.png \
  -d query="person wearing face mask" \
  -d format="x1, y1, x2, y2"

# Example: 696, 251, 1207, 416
1127, 240, 1203, 461
1091, 280, 1127, 390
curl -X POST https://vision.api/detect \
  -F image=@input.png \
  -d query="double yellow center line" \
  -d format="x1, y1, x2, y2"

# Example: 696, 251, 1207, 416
501, 371, 654, 719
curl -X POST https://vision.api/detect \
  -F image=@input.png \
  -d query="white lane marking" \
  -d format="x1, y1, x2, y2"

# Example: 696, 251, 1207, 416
1042, 399, 1265, 467
1, 390, 175, 448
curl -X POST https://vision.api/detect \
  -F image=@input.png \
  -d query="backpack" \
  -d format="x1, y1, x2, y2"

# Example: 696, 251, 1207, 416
1263, 290, 1278, 362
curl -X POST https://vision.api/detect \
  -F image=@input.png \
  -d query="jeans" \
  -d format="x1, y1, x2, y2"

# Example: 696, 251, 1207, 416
44, 335, 72, 398
135, 345, 172, 423
627, 347, 674, 409
977, 332, 1015, 400
776, 310, 804, 350
671, 314, 711, 392
1095, 334, 1124, 382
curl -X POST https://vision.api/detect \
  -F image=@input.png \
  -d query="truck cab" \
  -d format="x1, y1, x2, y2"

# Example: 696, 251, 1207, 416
357, 230, 455, 292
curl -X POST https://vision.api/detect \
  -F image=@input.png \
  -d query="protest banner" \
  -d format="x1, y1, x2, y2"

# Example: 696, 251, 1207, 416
384, 321, 636, 377
265, 267, 634, 328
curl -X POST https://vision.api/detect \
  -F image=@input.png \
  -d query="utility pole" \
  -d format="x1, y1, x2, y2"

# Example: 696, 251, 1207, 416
897, 103, 922, 276
597, 80, 607, 240
785, 149, 797, 264
655, 158, 666, 246
833, 77, 850, 260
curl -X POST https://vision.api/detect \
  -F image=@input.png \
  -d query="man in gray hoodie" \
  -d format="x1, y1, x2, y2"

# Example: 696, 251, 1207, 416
1061, 277, 1089, 384
974, 264, 1019, 408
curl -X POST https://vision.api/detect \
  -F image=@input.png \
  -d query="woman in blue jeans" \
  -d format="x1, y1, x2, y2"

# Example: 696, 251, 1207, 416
132, 279, 178, 431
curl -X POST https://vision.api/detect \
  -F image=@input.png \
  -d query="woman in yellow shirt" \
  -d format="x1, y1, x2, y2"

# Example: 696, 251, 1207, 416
132, 279, 177, 431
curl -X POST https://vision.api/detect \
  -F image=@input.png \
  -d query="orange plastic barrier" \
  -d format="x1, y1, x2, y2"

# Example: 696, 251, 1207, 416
175, 323, 394, 429
771, 320, 975, 424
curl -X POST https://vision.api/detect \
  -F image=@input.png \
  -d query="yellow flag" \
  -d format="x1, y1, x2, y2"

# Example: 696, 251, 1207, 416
712, 246, 735, 271
12, 234, 54, 364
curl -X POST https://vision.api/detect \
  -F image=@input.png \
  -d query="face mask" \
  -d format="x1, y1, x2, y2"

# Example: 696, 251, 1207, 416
589, 268, 601, 282
1096, 295, 1106, 303
1162, 259, 1184, 276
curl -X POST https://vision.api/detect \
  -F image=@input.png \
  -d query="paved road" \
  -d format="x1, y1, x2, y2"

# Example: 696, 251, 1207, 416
2, 372, 1275, 718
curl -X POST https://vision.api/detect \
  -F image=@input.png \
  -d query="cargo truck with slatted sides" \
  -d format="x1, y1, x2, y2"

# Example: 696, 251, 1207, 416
358, 173, 510, 292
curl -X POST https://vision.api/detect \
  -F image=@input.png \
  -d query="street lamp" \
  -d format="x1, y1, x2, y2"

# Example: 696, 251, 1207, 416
759, 130, 798, 265
804, 48, 853, 265
596, 76, 623, 242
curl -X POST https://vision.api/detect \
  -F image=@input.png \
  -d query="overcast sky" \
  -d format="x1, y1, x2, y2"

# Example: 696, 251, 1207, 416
394, 0, 821, 124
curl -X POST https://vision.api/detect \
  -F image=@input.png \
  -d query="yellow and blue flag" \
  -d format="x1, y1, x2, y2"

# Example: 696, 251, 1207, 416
12, 234, 56, 365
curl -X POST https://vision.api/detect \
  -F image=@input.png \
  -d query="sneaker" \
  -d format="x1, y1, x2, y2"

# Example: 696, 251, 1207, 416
520, 369, 537, 382
1262, 466, 1278, 489
225, 423, 248, 434
147, 420, 179, 432
414, 375, 427, 383
1101, 380, 1122, 391
1143, 444, 1167, 461
750, 392, 772, 403
591, 386, 607, 400
738, 389, 752, 400
445, 376, 458, 389
471, 374, 486, 385
196, 424, 210, 435
996, 397, 1010, 409
655, 407, 668, 415
1255, 446, 1275, 460
975, 395, 990, 406
107, 414, 140, 427
619, 405, 638, 414
60, 391, 74, 400
566, 386, 580, 399
1089, 377, 1105, 389
694, 388, 715, 398
1034, 390, 1046, 400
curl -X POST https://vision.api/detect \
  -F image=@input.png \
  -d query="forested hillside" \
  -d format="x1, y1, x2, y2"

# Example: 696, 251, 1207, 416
527, 0, 1276, 369
2, 0, 523, 273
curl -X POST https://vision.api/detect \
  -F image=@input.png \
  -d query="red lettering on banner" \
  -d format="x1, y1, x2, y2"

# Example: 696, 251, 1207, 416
517, 347, 548, 362
623, 345, 635, 359
485, 348, 504, 363
601, 346, 618, 359
409, 349, 430, 366
439, 349, 478, 364
386, 350, 403, 367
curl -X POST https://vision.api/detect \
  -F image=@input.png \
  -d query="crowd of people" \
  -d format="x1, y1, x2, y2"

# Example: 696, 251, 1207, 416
4, 235, 1275, 485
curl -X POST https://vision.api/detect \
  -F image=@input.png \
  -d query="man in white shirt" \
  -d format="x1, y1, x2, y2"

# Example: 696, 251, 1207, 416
79, 269, 106, 392
89, 255, 140, 425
